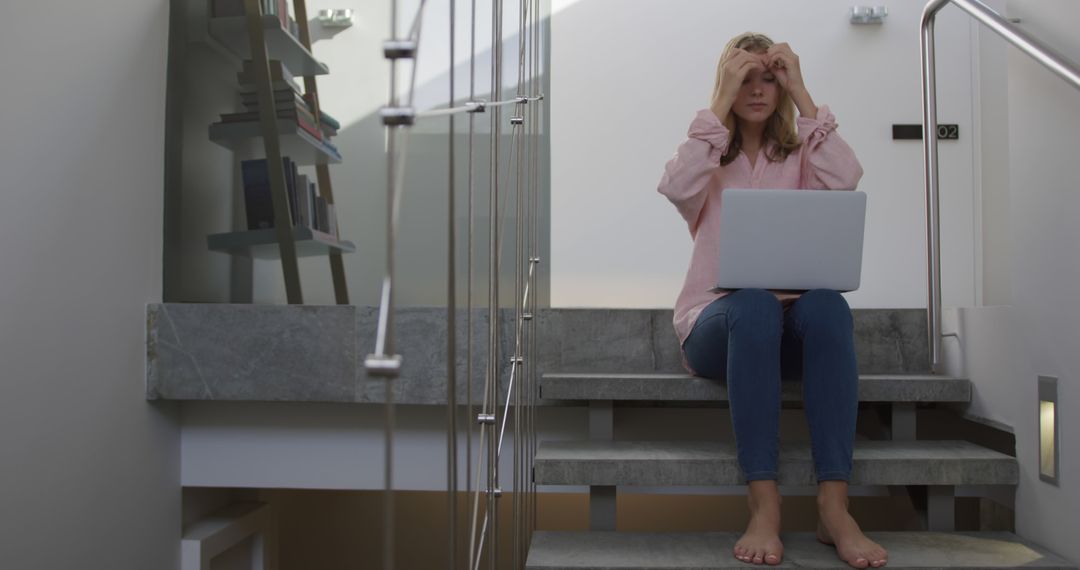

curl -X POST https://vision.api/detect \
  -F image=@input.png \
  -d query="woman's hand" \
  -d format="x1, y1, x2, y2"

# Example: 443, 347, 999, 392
711, 49, 766, 130
764, 43, 803, 91
766, 43, 818, 118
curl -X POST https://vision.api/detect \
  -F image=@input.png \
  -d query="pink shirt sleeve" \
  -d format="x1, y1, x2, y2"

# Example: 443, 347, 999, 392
796, 105, 864, 190
657, 109, 730, 235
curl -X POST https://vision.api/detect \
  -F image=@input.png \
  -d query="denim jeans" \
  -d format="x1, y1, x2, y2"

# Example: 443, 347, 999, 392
682, 288, 858, 483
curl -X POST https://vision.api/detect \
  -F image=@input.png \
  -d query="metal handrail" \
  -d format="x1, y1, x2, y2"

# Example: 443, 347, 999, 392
921, 0, 1080, 373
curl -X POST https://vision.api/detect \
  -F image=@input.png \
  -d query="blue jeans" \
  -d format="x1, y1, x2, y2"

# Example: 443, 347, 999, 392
682, 288, 858, 483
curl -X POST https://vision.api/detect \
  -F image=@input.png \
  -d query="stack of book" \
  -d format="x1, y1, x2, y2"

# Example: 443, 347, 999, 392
241, 156, 340, 237
211, 60, 342, 161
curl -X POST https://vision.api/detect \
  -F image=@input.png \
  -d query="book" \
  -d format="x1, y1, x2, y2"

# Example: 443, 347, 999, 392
326, 203, 338, 237
315, 196, 329, 233
316, 110, 340, 131
258, 0, 288, 27
285, 157, 299, 226
221, 103, 316, 126
277, 0, 288, 28
310, 181, 320, 232
301, 92, 342, 131
241, 159, 274, 230
296, 174, 312, 228
240, 157, 299, 230
220, 101, 323, 140
307, 181, 318, 230
239, 89, 305, 109
237, 80, 302, 97
240, 91, 325, 132
236, 90, 341, 139
218, 113, 319, 140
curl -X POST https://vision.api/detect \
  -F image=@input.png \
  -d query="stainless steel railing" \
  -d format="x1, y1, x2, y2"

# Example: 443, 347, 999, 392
365, 0, 545, 567
921, 0, 1080, 373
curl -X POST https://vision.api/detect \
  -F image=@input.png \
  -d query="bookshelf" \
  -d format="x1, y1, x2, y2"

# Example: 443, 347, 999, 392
209, 120, 342, 164
208, 227, 355, 259
208, 15, 329, 77
206, 0, 350, 305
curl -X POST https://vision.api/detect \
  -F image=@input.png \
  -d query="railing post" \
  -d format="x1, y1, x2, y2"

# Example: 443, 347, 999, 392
921, 0, 1080, 374
920, 0, 948, 375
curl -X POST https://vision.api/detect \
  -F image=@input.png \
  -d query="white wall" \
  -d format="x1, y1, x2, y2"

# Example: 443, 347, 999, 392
0, 1, 180, 568
975, 0, 1013, 306
943, 0, 1080, 562
1002, 0, 1080, 559
550, 0, 980, 309
181, 403, 586, 491
182, 402, 891, 498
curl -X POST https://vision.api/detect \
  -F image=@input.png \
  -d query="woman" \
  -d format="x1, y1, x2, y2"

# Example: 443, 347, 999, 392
656, 32, 887, 568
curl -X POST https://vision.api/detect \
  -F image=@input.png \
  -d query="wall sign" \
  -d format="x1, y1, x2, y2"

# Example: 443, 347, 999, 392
892, 124, 960, 140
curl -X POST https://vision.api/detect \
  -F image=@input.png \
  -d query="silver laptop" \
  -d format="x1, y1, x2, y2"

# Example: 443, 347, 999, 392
714, 189, 867, 292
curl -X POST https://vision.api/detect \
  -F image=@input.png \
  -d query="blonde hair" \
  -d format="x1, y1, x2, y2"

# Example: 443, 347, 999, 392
713, 32, 801, 166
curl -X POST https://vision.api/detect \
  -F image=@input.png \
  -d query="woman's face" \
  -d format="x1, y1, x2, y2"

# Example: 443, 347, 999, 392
732, 50, 779, 125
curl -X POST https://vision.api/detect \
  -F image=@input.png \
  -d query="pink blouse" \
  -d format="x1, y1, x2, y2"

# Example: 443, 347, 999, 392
657, 106, 864, 349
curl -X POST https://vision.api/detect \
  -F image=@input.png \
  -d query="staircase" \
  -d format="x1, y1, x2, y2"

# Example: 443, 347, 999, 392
525, 312, 1074, 569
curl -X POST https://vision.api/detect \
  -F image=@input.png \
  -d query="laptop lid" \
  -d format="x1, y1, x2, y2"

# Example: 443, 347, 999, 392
715, 189, 867, 292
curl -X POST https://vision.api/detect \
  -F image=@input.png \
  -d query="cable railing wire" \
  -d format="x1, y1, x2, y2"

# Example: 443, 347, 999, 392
369, 0, 545, 566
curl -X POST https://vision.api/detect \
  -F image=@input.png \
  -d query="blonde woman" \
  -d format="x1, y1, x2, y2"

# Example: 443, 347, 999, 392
657, 33, 887, 568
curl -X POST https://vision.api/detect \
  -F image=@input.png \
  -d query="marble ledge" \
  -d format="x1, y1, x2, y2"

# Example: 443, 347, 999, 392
146, 304, 930, 405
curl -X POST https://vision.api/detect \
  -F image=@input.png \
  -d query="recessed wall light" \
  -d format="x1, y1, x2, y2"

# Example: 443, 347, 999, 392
1039, 375, 1059, 485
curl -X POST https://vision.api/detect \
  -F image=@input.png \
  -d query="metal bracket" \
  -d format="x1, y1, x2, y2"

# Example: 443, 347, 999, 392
510, 356, 524, 365
383, 39, 418, 59
477, 413, 496, 425
515, 96, 530, 105
522, 313, 533, 321
381, 107, 416, 126
529, 256, 541, 264
850, 6, 888, 24
510, 116, 524, 125
318, 9, 355, 28
364, 354, 403, 378
465, 101, 487, 113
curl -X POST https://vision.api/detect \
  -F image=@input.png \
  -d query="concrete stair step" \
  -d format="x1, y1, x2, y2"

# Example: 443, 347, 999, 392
534, 440, 1017, 487
541, 373, 970, 403
526, 531, 1076, 569
536, 308, 931, 376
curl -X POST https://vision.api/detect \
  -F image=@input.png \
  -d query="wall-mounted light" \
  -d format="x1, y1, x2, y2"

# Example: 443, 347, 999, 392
1039, 376, 1059, 485
318, 9, 355, 28
850, 6, 888, 25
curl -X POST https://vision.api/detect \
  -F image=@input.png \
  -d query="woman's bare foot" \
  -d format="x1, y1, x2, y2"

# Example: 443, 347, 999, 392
816, 482, 888, 568
733, 481, 784, 565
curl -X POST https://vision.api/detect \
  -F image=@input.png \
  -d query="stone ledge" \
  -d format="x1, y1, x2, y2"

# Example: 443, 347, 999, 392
146, 304, 931, 404
527, 531, 1075, 569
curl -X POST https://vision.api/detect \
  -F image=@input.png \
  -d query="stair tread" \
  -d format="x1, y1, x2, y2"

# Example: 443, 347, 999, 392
534, 440, 1017, 486
541, 373, 970, 402
526, 531, 1075, 569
